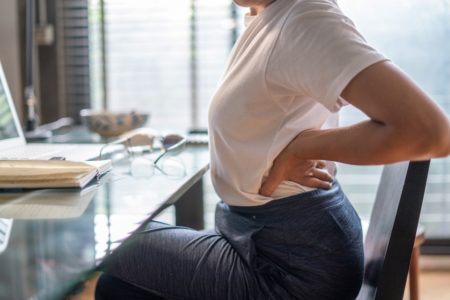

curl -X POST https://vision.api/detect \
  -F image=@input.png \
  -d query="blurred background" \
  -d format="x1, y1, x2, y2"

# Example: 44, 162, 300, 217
0, 0, 449, 298
0, 0, 449, 256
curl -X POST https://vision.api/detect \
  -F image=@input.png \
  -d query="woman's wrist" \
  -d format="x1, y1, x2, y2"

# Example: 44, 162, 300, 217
286, 129, 337, 176
286, 129, 318, 160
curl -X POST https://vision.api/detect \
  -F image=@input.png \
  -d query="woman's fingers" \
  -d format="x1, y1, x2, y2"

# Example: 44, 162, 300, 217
303, 177, 333, 189
310, 168, 333, 182
259, 164, 287, 196
261, 166, 333, 195
315, 160, 327, 169
259, 158, 334, 196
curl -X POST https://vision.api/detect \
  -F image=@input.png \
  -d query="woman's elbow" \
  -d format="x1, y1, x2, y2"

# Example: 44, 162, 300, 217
415, 118, 450, 158
432, 122, 450, 157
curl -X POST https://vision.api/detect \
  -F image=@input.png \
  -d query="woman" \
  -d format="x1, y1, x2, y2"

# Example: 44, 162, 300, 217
95, 0, 450, 299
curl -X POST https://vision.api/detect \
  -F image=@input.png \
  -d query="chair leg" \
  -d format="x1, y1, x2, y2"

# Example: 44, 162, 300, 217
409, 246, 420, 300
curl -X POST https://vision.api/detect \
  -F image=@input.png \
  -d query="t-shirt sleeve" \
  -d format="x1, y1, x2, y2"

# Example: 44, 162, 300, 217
266, 1, 388, 112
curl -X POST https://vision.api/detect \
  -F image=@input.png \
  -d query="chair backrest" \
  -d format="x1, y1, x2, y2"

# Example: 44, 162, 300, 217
356, 160, 430, 300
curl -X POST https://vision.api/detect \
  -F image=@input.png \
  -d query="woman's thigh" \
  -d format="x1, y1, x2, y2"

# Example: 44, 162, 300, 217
98, 221, 259, 300
95, 273, 166, 300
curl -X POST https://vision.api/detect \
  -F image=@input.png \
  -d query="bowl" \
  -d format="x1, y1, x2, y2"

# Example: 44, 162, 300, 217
80, 109, 150, 138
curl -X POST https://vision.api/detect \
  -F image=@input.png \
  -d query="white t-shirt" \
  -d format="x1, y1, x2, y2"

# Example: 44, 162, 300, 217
208, 0, 387, 206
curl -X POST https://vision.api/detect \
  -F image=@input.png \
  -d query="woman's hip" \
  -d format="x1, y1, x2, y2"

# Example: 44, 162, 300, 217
215, 180, 364, 297
216, 180, 363, 254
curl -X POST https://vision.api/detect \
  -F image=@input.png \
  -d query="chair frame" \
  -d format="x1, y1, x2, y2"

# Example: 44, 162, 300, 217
357, 160, 430, 300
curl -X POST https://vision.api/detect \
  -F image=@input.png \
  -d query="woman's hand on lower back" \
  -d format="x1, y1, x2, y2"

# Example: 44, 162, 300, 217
259, 144, 334, 196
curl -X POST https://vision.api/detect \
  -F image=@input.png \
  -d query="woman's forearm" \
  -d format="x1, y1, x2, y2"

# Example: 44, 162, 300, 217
288, 118, 450, 165
287, 61, 450, 165
260, 61, 450, 196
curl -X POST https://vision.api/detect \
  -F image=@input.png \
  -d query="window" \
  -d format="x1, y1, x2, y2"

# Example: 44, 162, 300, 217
338, 0, 450, 242
89, 0, 450, 244
89, 0, 244, 131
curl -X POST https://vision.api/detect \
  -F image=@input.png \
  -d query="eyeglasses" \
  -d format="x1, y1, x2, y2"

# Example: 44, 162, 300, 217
98, 129, 187, 178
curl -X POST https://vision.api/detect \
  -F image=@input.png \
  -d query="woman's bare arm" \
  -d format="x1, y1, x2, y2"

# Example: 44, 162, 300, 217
259, 61, 450, 195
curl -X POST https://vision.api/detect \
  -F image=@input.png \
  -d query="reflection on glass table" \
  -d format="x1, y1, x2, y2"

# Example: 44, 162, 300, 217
0, 218, 13, 254
0, 145, 209, 300
0, 185, 98, 219
99, 128, 188, 179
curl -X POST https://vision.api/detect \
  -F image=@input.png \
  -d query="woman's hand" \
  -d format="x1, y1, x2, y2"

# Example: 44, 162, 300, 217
259, 137, 334, 196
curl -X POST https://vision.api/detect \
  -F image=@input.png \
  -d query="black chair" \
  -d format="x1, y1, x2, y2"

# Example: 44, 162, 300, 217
357, 160, 430, 300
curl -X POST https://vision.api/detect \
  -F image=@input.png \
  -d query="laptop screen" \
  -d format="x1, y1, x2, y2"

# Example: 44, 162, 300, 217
0, 78, 19, 140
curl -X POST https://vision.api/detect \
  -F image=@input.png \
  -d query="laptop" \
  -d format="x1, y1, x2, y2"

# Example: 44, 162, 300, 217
0, 63, 103, 161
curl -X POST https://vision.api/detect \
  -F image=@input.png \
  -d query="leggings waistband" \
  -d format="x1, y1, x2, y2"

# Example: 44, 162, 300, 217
224, 180, 346, 219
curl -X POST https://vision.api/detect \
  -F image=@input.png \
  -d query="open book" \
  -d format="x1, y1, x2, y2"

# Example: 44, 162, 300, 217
0, 160, 112, 189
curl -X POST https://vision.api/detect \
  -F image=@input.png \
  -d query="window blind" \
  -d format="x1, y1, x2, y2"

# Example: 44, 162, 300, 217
338, 0, 450, 243
89, 0, 246, 131
56, 0, 91, 122
92, 0, 191, 131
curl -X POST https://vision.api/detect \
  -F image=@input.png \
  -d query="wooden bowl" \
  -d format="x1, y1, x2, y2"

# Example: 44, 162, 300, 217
80, 110, 150, 138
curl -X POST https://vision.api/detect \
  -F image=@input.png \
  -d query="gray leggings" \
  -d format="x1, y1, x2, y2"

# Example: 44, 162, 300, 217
97, 181, 364, 300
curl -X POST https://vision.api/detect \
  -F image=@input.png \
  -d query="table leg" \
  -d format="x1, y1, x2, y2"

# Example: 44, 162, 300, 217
175, 178, 204, 230
409, 245, 420, 300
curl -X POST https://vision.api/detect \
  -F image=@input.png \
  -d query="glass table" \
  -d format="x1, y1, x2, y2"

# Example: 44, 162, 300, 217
0, 144, 209, 300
